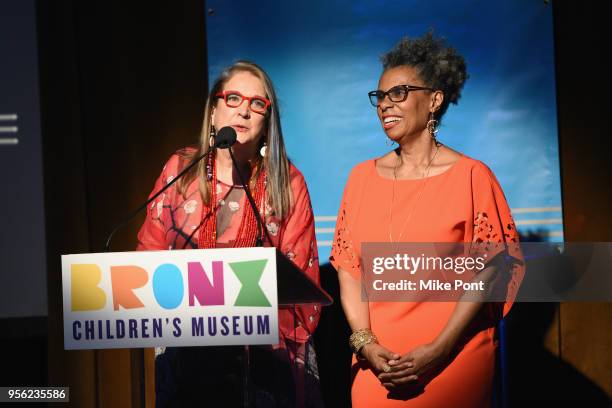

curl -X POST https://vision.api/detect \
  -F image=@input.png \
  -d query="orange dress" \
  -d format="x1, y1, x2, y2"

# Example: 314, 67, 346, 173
330, 154, 523, 408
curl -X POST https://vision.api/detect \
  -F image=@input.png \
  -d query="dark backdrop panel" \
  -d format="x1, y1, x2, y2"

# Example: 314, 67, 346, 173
37, 0, 207, 404
0, 0, 47, 318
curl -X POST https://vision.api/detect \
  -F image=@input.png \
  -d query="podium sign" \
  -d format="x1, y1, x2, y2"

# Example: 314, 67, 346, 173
61, 247, 279, 350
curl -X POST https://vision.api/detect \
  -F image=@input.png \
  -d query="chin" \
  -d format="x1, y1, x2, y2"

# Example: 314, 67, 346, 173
235, 135, 258, 147
384, 131, 401, 143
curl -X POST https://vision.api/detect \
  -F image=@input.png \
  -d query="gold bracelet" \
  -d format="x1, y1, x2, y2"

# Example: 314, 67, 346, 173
349, 328, 378, 355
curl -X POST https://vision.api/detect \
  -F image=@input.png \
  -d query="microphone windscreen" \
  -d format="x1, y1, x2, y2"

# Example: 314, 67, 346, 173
215, 126, 237, 149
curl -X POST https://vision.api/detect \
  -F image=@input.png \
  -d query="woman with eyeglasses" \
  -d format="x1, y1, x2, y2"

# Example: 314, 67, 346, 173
330, 32, 523, 407
137, 60, 323, 407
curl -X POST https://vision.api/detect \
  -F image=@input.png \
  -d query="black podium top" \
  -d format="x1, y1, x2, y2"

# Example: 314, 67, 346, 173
275, 250, 333, 306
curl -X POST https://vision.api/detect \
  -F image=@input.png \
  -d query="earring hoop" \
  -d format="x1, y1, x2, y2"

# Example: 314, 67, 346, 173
426, 112, 439, 141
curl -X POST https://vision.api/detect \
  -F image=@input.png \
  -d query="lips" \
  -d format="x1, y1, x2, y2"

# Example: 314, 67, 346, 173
382, 116, 402, 130
231, 125, 249, 132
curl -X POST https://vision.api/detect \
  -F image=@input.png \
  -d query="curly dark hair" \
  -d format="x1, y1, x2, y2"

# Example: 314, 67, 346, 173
381, 31, 468, 120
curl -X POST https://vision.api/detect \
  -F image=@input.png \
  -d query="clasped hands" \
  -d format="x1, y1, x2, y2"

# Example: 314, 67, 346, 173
360, 341, 451, 390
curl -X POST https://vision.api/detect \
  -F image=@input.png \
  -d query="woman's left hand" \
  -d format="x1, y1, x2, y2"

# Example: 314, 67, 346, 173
377, 341, 451, 390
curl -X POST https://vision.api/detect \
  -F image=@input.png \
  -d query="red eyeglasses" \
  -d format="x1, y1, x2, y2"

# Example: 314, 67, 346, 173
215, 90, 271, 114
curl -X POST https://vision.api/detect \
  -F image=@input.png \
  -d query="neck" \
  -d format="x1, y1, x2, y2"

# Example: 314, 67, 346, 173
396, 131, 437, 169
215, 145, 258, 185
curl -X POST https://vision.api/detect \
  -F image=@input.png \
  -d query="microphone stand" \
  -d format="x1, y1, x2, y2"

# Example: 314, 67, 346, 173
103, 149, 212, 252
227, 147, 276, 408
104, 126, 237, 252
228, 147, 273, 247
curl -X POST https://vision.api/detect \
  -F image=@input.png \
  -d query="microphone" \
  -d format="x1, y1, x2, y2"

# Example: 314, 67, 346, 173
103, 126, 237, 252
224, 127, 272, 247
215, 126, 238, 149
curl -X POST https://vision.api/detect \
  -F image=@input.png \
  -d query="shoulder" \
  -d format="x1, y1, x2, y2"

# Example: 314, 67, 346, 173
287, 163, 314, 206
160, 147, 197, 176
347, 159, 375, 182
288, 162, 307, 188
456, 154, 497, 180
335, 159, 376, 197
456, 155, 506, 196
284, 163, 313, 218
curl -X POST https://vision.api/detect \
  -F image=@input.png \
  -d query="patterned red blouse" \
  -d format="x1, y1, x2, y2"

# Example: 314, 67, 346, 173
137, 152, 321, 344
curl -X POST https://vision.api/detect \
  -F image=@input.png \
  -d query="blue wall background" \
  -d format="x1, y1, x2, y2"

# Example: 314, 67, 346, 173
205, 0, 563, 262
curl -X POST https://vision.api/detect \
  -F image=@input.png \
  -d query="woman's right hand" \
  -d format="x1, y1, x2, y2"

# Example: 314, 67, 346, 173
359, 343, 400, 375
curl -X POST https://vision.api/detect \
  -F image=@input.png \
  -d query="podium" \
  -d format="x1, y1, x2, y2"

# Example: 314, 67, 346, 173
275, 249, 332, 306
62, 246, 332, 406
241, 250, 332, 407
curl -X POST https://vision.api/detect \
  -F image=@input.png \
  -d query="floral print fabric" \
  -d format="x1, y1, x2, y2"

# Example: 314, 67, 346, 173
137, 152, 321, 342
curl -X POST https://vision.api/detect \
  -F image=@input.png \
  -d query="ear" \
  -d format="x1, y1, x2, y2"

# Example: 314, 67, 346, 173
430, 90, 444, 113
210, 108, 216, 124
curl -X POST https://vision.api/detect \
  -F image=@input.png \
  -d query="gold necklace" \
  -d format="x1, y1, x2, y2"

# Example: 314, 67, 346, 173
388, 144, 440, 243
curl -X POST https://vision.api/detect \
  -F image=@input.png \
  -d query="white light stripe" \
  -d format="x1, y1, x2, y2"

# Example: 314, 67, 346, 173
547, 231, 564, 237
315, 227, 335, 234
511, 207, 562, 214
515, 218, 563, 226
315, 216, 337, 222
317, 240, 333, 247
0, 138, 19, 145
0, 114, 18, 121
0, 126, 18, 133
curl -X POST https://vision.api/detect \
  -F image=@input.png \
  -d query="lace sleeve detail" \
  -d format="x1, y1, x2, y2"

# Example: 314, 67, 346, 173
330, 200, 361, 279
473, 211, 519, 245
470, 162, 524, 318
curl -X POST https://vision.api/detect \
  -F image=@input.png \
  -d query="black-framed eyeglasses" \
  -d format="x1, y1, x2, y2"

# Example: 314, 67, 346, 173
368, 84, 434, 107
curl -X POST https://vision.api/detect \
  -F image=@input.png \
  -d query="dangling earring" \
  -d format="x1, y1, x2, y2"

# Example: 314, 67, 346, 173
259, 142, 267, 157
385, 138, 396, 147
426, 112, 439, 142
208, 125, 216, 148
206, 149, 214, 181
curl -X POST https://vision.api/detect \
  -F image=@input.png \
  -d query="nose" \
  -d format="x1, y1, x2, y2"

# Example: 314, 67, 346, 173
378, 95, 393, 111
237, 100, 251, 118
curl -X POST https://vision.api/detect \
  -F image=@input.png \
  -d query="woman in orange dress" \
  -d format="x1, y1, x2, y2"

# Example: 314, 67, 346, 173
137, 61, 322, 407
330, 32, 523, 407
